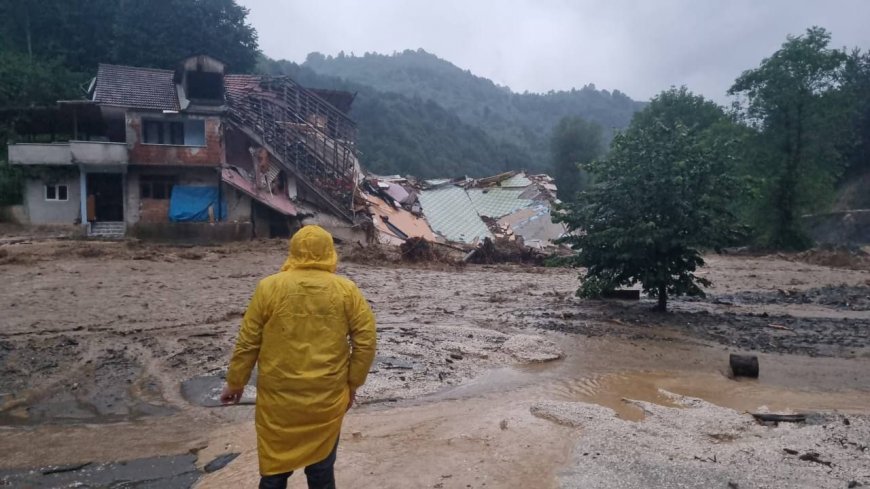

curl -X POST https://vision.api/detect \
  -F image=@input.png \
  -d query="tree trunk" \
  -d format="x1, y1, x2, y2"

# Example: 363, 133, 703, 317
656, 286, 667, 312
729, 354, 759, 378
24, 6, 32, 63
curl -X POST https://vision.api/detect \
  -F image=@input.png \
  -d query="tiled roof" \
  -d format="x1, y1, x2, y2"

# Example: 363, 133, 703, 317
418, 186, 492, 244
93, 64, 179, 110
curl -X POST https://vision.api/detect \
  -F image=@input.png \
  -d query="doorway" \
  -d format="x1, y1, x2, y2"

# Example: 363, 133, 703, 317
87, 173, 124, 222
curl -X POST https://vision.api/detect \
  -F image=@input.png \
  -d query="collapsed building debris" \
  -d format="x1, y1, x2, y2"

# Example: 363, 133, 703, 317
6, 52, 563, 256
358, 170, 568, 258
464, 237, 547, 265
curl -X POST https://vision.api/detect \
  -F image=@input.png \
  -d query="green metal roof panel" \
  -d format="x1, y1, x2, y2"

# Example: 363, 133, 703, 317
418, 186, 492, 244
466, 188, 534, 218
500, 173, 533, 188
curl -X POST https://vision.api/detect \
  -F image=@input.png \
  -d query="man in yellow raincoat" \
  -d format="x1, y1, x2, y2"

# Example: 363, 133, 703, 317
221, 225, 377, 489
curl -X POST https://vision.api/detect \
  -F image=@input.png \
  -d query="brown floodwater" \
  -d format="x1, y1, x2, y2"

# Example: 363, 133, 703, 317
422, 332, 870, 422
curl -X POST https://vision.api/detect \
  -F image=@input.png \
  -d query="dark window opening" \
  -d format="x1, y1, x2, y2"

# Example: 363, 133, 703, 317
140, 175, 176, 200
187, 72, 224, 100
142, 119, 204, 146
45, 184, 68, 201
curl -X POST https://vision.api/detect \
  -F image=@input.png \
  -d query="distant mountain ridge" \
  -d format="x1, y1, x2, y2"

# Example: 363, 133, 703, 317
259, 49, 645, 177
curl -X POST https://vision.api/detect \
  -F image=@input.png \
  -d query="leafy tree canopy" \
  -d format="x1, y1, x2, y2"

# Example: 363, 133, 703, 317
0, 0, 259, 94
557, 88, 743, 311
729, 27, 850, 249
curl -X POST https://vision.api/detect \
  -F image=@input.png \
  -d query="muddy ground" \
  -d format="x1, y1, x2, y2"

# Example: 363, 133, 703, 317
0, 238, 869, 488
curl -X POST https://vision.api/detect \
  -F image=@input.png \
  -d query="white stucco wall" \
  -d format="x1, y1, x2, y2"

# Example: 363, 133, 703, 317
24, 174, 81, 225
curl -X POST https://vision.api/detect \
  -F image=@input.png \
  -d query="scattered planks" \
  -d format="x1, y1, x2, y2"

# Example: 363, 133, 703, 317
751, 413, 807, 423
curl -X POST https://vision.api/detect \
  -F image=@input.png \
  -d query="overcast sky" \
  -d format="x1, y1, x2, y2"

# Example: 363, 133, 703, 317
239, 0, 870, 103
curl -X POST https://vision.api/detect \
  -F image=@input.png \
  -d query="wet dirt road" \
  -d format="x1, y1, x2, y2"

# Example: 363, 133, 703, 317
1, 240, 869, 487
197, 334, 870, 488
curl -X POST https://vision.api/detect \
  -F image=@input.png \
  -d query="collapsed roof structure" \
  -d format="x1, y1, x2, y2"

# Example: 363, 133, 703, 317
357, 171, 567, 249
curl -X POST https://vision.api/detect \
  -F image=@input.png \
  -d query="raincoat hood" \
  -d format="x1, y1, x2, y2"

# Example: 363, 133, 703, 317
280, 225, 338, 273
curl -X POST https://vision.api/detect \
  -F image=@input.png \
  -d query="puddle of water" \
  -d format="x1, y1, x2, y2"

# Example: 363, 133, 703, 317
0, 454, 199, 489
181, 375, 256, 407
423, 335, 870, 421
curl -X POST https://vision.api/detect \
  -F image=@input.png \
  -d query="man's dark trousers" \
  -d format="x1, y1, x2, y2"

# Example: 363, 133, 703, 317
258, 441, 338, 489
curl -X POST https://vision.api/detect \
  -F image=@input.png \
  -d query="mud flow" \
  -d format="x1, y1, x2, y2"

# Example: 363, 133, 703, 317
1, 242, 869, 488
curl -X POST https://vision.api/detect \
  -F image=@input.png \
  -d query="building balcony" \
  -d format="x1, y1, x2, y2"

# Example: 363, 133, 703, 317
8, 143, 74, 165
8, 141, 128, 167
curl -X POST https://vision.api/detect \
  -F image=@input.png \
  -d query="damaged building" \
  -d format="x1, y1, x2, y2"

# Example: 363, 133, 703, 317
359, 171, 567, 249
7, 54, 564, 250
7, 55, 364, 241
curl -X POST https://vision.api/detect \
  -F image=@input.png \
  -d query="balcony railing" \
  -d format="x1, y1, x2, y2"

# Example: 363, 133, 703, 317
8, 141, 128, 166
71, 141, 128, 165
8, 143, 73, 165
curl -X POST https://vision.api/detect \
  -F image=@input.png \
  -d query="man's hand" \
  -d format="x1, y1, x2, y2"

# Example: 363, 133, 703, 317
220, 384, 244, 405
347, 389, 356, 411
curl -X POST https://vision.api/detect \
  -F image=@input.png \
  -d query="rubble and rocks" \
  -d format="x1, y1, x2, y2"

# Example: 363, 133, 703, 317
532, 394, 870, 489
465, 237, 547, 265
711, 285, 870, 311
400, 237, 437, 262
532, 301, 870, 358
501, 334, 563, 362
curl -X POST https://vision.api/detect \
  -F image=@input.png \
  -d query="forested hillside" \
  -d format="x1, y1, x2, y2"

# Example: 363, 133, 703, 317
258, 58, 530, 177
302, 50, 644, 172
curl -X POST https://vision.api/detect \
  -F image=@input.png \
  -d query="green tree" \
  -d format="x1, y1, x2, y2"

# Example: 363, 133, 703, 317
841, 49, 870, 179
0, 0, 259, 75
112, 0, 259, 72
558, 88, 742, 311
0, 50, 82, 108
729, 27, 849, 249
550, 116, 603, 200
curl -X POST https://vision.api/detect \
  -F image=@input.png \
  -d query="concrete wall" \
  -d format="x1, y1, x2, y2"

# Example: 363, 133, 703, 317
8, 143, 72, 165
125, 170, 141, 224
70, 141, 128, 165
296, 202, 366, 245
224, 185, 252, 223
23, 173, 81, 225
126, 166, 247, 225
127, 112, 223, 167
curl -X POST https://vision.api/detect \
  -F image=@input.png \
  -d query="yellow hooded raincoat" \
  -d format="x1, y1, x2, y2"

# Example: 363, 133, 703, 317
226, 225, 377, 475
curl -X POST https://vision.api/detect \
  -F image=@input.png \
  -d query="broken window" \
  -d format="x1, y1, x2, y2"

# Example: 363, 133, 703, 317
187, 71, 224, 101
142, 119, 205, 146
45, 184, 68, 201
140, 175, 176, 200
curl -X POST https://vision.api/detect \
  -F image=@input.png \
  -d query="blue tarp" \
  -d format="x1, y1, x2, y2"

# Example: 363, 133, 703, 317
168, 186, 226, 222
